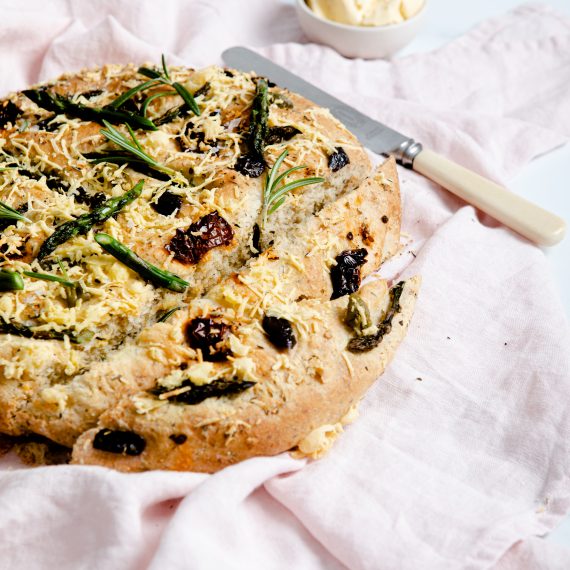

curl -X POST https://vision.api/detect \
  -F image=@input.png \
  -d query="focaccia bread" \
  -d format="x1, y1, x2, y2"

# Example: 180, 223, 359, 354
0, 58, 418, 472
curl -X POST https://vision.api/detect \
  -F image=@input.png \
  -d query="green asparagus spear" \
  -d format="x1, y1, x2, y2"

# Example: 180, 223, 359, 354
0, 317, 93, 343
0, 270, 24, 291
37, 181, 143, 260
22, 88, 157, 131
95, 233, 189, 293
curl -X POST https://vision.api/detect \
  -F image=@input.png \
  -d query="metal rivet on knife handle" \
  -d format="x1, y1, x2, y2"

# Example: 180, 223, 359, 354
222, 46, 566, 247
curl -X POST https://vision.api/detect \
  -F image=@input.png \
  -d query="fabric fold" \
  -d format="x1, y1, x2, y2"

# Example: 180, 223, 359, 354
0, 2, 569, 569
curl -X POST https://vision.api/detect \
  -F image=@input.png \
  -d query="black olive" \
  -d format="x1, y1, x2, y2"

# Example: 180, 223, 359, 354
0, 100, 22, 128
166, 211, 234, 264
330, 248, 368, 300
234, 153, 266, 178
381, 215, 389, 224
193, 82, 210, 98
169, 434, 188, 445
223, 70, 234, 78
35, 114, 62, 132
74, 187, 106, 208
328, 147, 350, 172
79, 89, 104, 100
265, 126, 302, 146
93, 429, 146, 456
185, 317, 231, 361
251, 223, 261, 256
262, 315, 297, 349
151, 191, 182, 216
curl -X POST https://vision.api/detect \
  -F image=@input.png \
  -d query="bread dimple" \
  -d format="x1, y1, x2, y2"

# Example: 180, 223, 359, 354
13, 160, 397, 447
72, 277, 420, 472
0, 62, 418, 471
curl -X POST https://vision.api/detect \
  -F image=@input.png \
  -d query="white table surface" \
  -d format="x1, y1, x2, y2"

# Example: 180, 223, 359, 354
396, 0, 570, 549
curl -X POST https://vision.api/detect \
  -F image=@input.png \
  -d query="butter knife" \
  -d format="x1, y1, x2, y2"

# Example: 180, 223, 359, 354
222, 47, 566, 246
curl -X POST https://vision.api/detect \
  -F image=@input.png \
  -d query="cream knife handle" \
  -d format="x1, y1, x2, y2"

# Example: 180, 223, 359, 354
412, 149, 566, 246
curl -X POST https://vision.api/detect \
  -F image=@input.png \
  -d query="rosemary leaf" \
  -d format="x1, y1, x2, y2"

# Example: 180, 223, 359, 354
172, 82, 200, 116
97, 120, 182, 181
0, 269, 24, 291
261, 150, 324, 227
157, 306, 181, 323
141, 91, 174, 116
95, 233, 189, 293
161, 54, 171, 80
0, 200, 31, 224
23, 270, 75, 288
109, 79, 160, 110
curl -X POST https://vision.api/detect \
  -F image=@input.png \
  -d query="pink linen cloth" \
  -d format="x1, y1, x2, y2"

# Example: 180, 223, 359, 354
0, 1, 569, 568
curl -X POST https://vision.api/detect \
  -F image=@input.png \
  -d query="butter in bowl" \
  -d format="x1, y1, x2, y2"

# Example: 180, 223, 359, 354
296, 0, 426, 59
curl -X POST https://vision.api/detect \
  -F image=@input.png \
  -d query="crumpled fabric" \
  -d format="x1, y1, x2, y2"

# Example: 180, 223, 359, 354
0, 1, 569, 569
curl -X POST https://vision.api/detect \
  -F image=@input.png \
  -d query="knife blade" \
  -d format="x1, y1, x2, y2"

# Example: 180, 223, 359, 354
222, 46, 416, 163
221, 46, 566, 246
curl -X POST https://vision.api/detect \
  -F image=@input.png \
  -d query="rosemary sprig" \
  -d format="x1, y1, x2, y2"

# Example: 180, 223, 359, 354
141, 92, 173, 116
0, 269, 24, 291
0, 200, 30, 224
110, 54, 200, 117
261, 150, 324, 227
108, 79, 159, 110
22, 88, 156, 131
38, 181, 143, 260
95, 233, 189, 293
92, 120, 184, 183
23, 270, 75, 288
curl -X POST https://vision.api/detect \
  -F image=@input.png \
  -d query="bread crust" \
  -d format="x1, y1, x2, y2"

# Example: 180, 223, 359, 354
0, 62, 419, 471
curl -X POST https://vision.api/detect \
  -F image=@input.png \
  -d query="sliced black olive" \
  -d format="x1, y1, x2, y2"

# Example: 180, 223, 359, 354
166, 211, 234, 264
0, 100, 22, 128
169, 434, 188, 445
193, 82, 210, 98
79, 89, 104, 100
251, 223, 261, 257
328, 147, 350, 172
93, 428, 146, 456
151, 190, 182, 216
262, 315, 297, 349
185, 317, 231, 361
330, 248, 368, 300
73, 187, 106, 208
223, 69, 234, 78
234, 153, 266, 178
265, 126, 302, 146
35, 114, 63, 132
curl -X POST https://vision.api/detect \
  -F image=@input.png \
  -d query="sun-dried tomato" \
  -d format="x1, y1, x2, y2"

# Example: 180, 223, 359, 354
166, 211, 234, 264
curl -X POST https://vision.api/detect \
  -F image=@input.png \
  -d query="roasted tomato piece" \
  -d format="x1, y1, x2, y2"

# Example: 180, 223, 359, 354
166, 211, 234, 264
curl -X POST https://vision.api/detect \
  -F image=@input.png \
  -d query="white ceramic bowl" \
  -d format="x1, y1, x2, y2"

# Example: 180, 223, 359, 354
295, 0, 426, 59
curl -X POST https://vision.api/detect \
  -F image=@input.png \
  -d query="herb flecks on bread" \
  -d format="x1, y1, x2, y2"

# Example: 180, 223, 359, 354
0, 57, 418, 472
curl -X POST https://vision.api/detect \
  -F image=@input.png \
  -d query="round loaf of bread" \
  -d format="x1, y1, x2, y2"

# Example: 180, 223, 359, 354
0, 60, 418, 471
